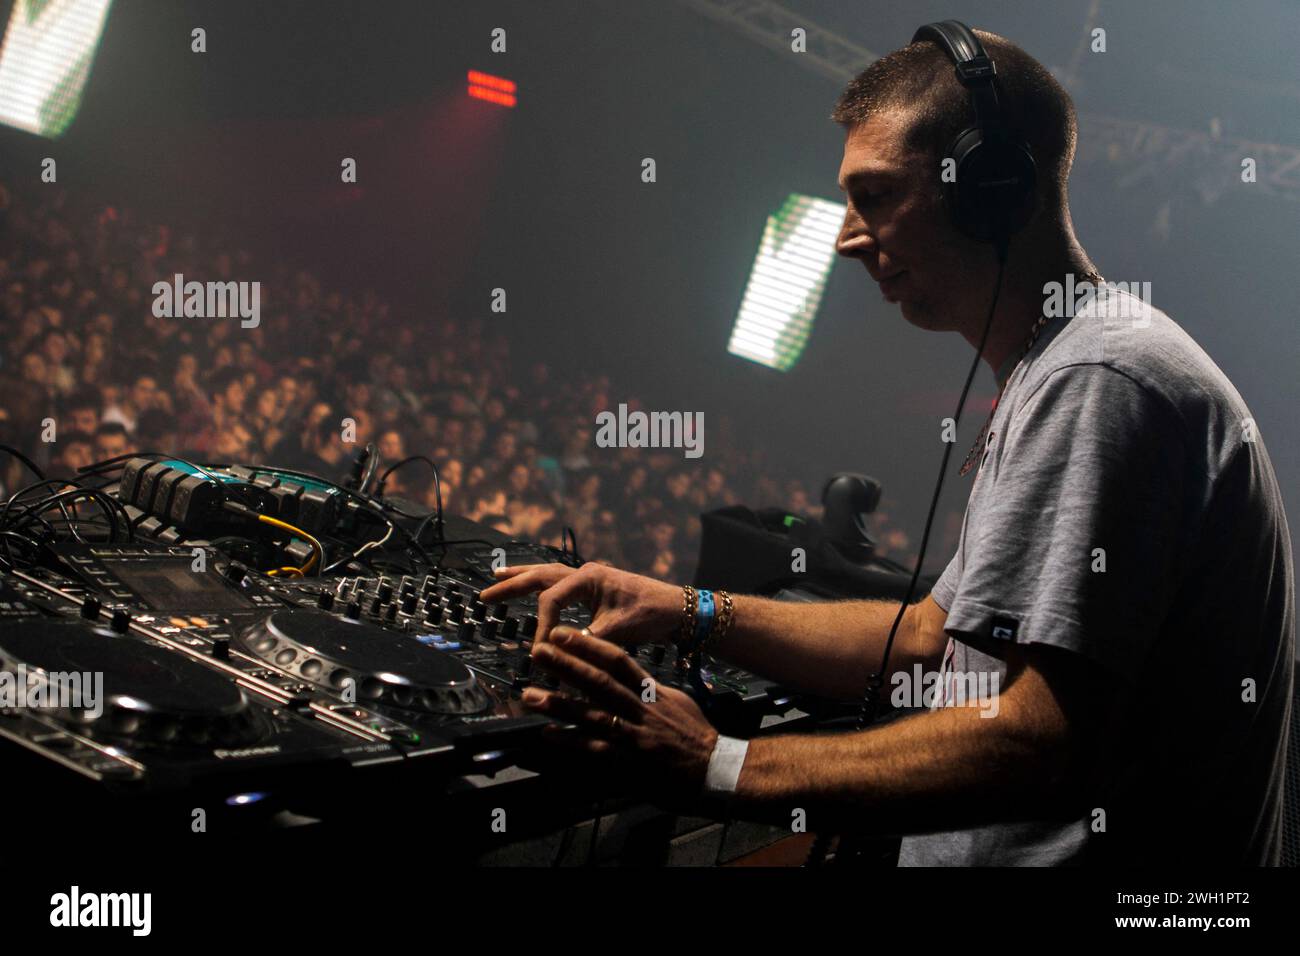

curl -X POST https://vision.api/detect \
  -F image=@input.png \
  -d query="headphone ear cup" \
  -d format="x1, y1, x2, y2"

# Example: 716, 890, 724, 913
945, 130, 1038, 242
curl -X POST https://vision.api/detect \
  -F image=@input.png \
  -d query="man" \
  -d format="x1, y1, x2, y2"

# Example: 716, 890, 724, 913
62, 385, 102, 439
481, 26, 1293, 865
93, 422, 131, 463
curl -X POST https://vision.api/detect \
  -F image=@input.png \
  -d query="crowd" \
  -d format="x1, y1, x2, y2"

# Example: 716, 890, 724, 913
0, 183, 918, 579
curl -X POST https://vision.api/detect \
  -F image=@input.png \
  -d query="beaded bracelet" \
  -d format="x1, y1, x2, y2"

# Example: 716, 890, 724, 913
677, 585, 736, 660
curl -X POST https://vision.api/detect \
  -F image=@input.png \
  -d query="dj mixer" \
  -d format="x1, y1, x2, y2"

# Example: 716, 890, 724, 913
0, 458, 801, 838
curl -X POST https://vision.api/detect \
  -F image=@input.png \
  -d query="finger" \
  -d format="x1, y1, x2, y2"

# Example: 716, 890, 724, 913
478, 564, 571, 603
489, 563, 551, 581
530, 642, 642, 717
521, 687, 626, 735
539, 723, 614, 755
550, 626, 649, 691
533, 569, 593, 645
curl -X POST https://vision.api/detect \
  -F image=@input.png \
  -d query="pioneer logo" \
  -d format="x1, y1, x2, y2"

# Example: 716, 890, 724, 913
49, 886, 151, 936
213, 744, 281, 759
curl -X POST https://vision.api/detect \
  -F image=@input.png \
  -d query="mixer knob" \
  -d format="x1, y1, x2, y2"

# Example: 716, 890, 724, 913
225, 562, 247, 585
520, 614, 538, 638
457, 620, 476, 644
447, 604, 464, 625
317, 590, 335, 611
384, 603, 398, 622
80, 597, 102, 622
424, 603, 444, 625
470, 601, 487, 622
480, 619, 498, 641
344, 600, 361, 621
651, 644, 667, 665
368, 595, 384, 616
377, 578, 393, 603
110, 608, 132, 633
500, 616, 518, 640
211, 637, 231, 661
493, 603, 509, 620
401, 592, 418, 615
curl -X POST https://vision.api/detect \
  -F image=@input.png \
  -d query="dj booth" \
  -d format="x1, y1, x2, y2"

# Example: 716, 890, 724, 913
0, 455, 927, 864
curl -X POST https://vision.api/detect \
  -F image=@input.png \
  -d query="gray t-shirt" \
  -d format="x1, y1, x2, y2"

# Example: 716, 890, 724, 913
897, 283, 1294, 866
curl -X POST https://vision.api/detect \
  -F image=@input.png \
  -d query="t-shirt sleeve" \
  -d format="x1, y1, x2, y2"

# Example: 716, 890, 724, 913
929, 548, 960, 613
940, 363, 1189, 681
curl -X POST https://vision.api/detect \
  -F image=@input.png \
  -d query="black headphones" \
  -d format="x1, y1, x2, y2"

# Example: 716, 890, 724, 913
911, 20, 1037, 245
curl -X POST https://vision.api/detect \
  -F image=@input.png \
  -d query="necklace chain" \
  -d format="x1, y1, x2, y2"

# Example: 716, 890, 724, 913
957, 271, 1105, 477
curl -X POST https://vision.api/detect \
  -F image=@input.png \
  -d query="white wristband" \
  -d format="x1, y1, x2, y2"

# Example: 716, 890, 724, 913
704, 735, 749, 796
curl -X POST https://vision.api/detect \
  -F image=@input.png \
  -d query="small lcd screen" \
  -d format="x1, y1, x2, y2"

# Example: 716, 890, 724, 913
110, 562, 251, 612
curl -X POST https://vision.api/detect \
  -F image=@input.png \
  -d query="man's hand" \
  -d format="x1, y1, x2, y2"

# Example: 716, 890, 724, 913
479, 562, 681, 646
521, 626, 719, 804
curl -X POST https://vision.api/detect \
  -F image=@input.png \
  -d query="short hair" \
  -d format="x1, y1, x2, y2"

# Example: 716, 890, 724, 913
831, 29, 1077, 203
209, 366, 243, 395
64, 385, 102, 414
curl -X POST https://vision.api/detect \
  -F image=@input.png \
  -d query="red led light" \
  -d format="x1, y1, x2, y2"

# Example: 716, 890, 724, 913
467, 70, 516, 93
467, 86, 516, 108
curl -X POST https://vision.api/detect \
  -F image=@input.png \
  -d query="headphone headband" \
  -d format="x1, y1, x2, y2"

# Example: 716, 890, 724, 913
909, 19, 1036, 242
912, 20, 1005, 144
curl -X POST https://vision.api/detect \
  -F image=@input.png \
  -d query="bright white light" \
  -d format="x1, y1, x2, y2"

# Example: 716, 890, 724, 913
0, 0, 113, 137
727, 194, 845, 371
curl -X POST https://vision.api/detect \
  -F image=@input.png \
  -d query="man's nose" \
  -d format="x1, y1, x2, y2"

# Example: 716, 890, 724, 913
835, 209, 874, 259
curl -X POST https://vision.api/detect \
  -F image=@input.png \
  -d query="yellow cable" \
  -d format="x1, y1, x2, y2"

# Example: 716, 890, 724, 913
256, 514, 323, 576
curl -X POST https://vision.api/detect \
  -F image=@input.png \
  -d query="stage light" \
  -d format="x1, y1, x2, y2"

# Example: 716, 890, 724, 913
467, 70, 516, 108
727, 194, 844, 371
0, 0, 113, 137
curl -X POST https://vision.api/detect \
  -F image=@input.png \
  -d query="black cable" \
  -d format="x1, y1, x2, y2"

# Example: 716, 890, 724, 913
402, 459, 444, 546
0, 530, 48, 571
561, 526, 583, 565
5, 487, 124, 542
858, 247, 1008, 730
0, 444, 45, 482
376, 455, 437, 495
75, 450, 165, 477
807, 243, 1010, 869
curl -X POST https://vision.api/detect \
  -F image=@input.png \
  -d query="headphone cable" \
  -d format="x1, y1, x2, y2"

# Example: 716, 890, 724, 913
858, 238, 1009, 730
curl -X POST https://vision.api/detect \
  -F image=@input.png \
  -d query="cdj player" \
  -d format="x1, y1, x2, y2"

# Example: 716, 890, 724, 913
0, 508, 800, 838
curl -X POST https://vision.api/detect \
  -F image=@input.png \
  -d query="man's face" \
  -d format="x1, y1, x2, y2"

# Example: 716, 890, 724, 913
132, 376, 158, 410
69, 407, 98, 434
223, 379, 246, 413
835, 111, 988, 332
378, 430, 403, 461
60, 440, 95, 472
95, 431, 129, 461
